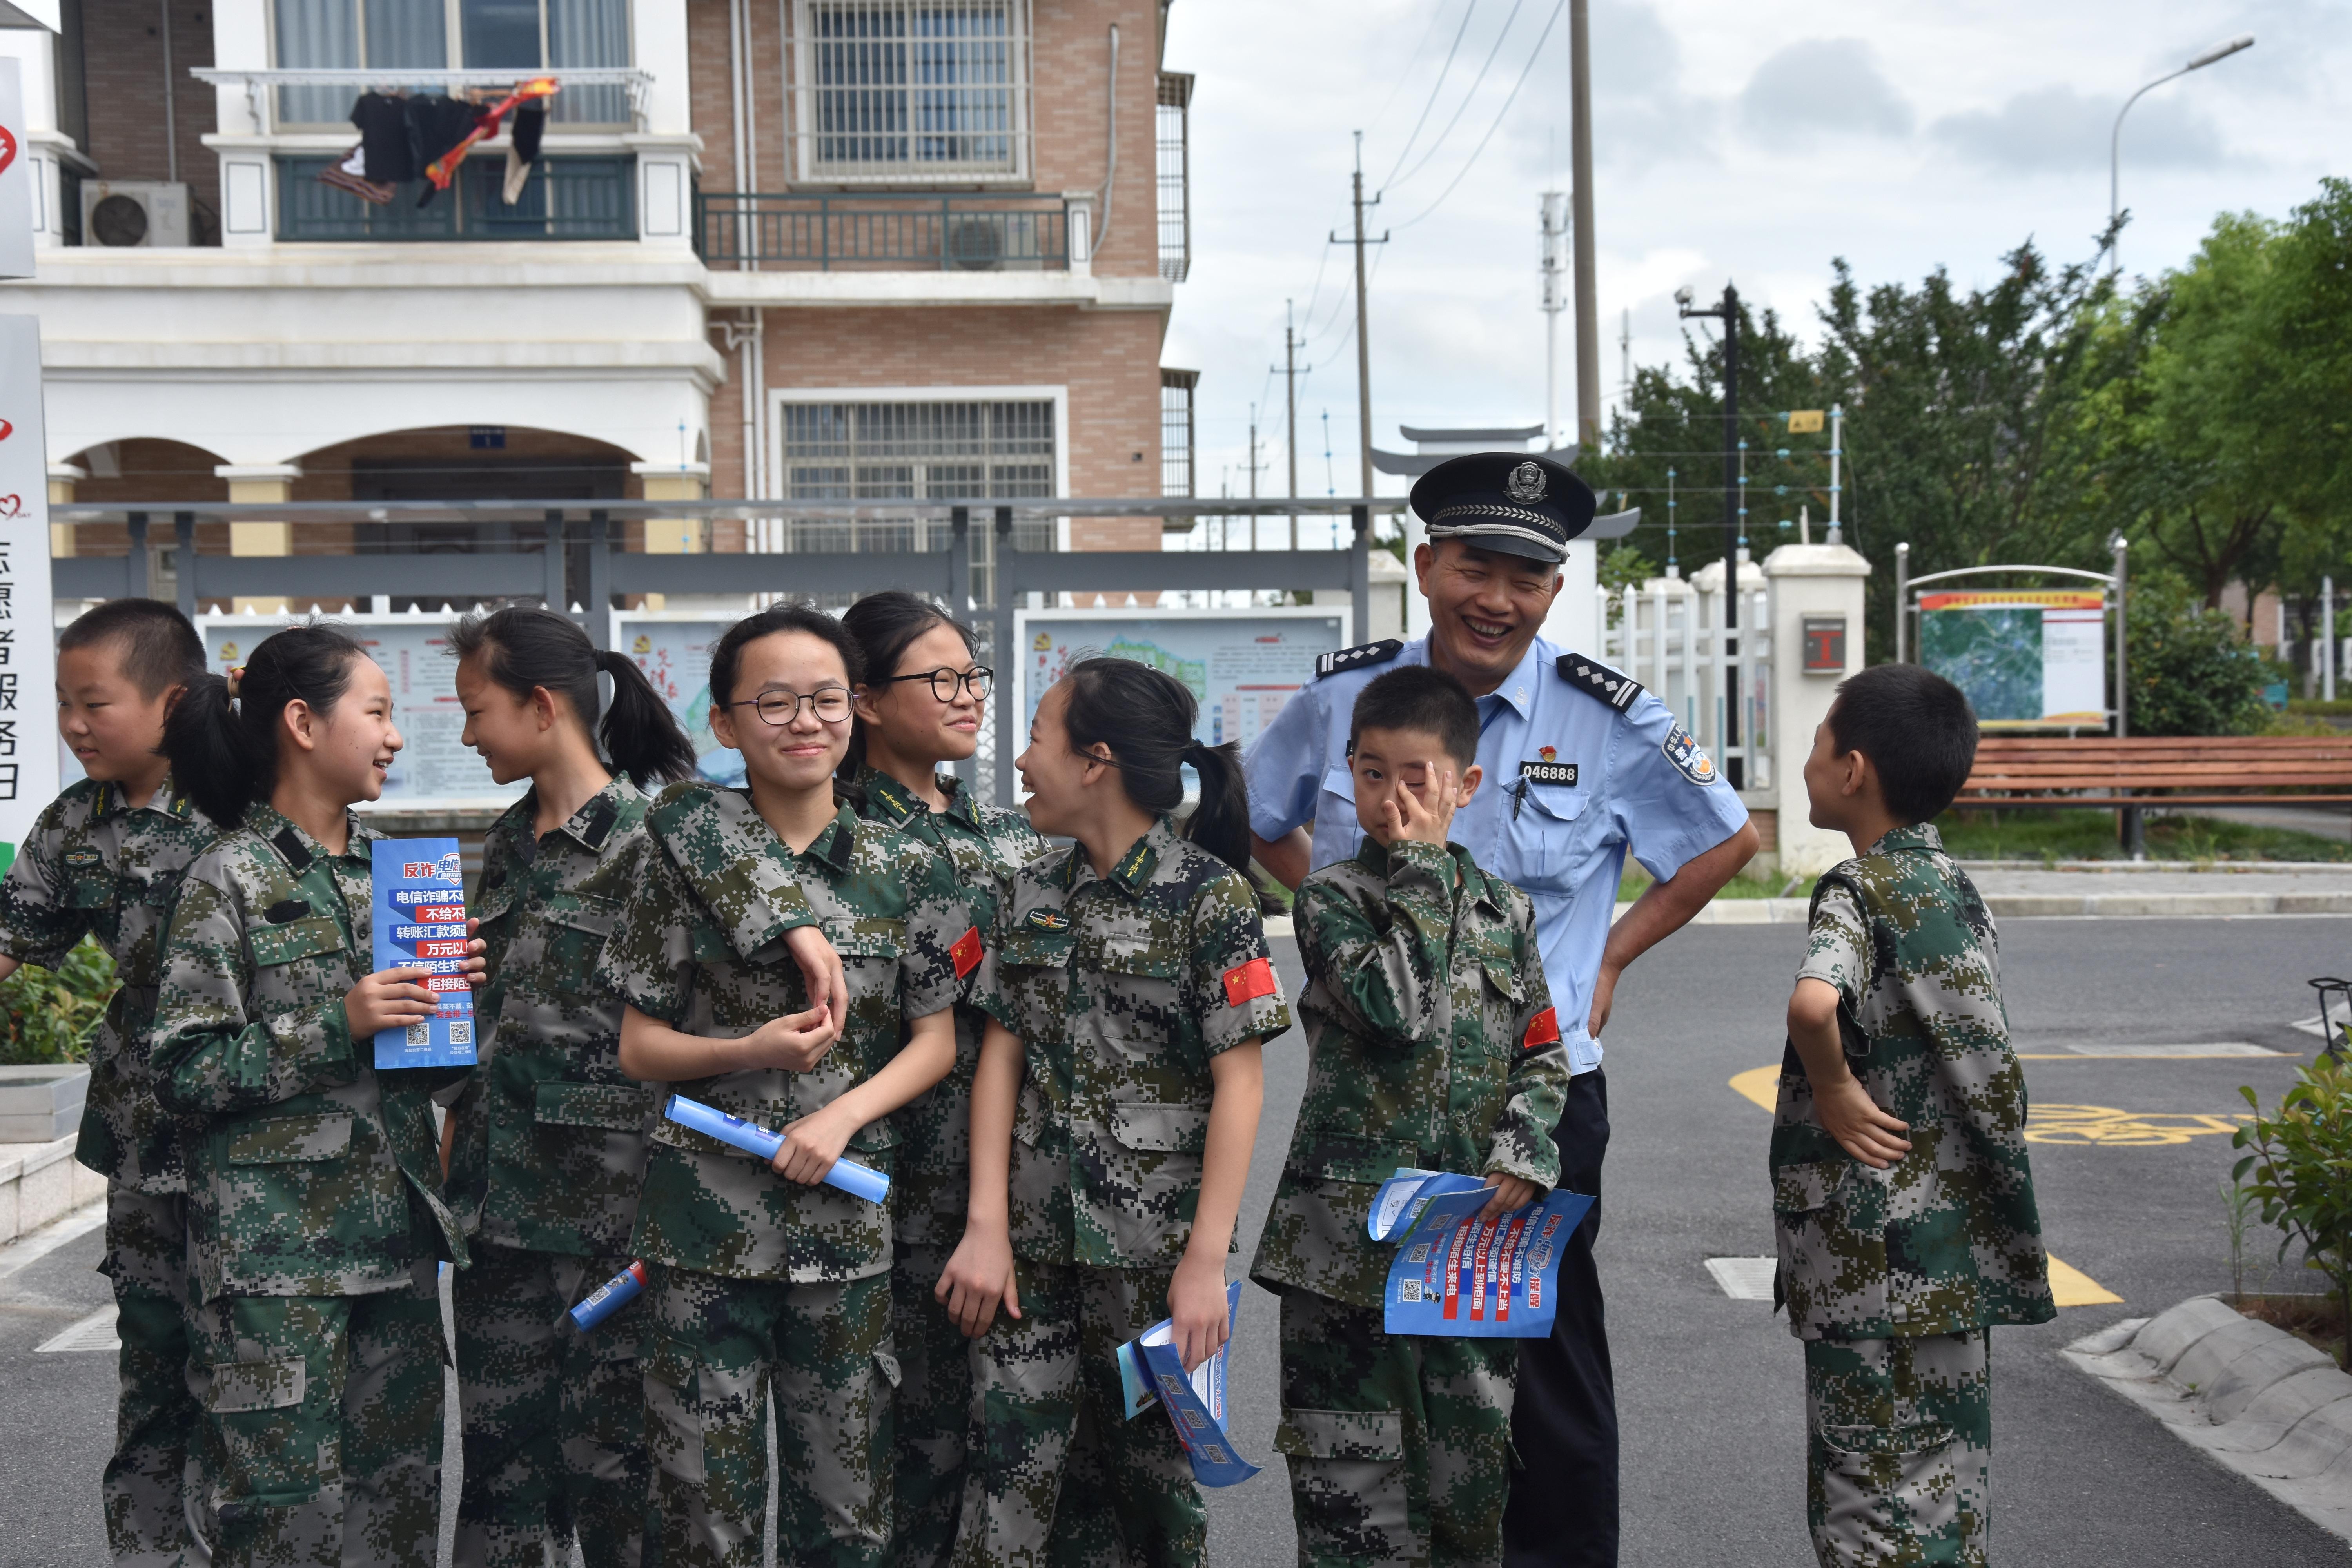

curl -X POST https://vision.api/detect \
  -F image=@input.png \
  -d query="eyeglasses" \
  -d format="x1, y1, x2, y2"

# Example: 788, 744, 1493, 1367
883, 666, 995, 703
722, 687, 854, 726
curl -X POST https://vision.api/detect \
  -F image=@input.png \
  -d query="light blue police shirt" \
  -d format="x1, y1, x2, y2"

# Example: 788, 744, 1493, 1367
1243, 633, 1750, 1075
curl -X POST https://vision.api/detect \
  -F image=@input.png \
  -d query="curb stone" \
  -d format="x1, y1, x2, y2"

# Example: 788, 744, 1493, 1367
2065, 1294, 2352, 1546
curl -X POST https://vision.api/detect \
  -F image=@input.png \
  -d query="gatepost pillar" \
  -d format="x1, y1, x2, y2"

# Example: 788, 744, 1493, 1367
1762, 540, 1871, 879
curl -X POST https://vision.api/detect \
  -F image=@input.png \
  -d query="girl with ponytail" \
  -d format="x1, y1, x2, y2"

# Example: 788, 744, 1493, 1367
439, 605, 697, 1568
937, 658, 1289, 1566
149, 622, 487, 1566
838, 592, 1043, 1564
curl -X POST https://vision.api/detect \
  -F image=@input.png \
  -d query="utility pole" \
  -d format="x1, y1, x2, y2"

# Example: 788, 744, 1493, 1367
1619, 306, 1631, 410
1539, 191, 1568, 449
1679, 281, 1743, 767
1332, 131, 1387, 500
1569, 0, 1599, 448
1273, 299, 1310, 547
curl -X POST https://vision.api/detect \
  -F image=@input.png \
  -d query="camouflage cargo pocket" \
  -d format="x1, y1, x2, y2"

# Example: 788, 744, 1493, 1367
1276, 1407, 1412, 1557
202, 1354, 308, 1414
1773, 1159, 1851, 1217
534, 1080, 654, 1132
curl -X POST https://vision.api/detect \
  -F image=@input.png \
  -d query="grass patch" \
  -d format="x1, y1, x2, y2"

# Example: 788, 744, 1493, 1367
1617, 863, 1785, 902
1932, 808, 2352, 864
2234, 1293, 2348, 1371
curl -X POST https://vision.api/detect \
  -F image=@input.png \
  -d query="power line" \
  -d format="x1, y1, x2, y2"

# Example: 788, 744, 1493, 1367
1388, 0, 1527, 192
1377, 0, 1482, 192
1393, 0, 1565, 229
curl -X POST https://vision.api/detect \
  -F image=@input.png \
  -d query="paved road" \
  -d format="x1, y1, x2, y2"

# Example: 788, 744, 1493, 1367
6, 916, 2348, 1564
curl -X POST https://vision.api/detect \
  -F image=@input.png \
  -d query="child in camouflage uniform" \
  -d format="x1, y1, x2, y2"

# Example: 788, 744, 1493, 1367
1250, 666, 1570, 1568
597, 604, 969, 1568
840, 592, 1045, 1567
149, 624, 486, 1568
1778, 664, 2053, 1568
0, 600, 216, 1568
439, 607, 700, 1568
938, 658, 1289, 1568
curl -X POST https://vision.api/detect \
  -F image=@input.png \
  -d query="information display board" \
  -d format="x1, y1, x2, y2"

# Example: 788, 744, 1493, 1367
1012, 608, 1350, 756
198, 615, 526, 810
608, 613, 741, 786
1918, 591, 2107, 729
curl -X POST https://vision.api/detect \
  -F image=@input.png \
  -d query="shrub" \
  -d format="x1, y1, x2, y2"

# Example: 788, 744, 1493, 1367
2123, 576, 2271, 735
0, 936, 118, 1065
2234, 1052, 2352, 1367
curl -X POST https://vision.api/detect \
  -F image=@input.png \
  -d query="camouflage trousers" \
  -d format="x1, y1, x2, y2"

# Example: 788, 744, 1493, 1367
452, 1241, 649, 1568
1274, 1289, 1517, 1568
952, 1260, 1202, 1568
893, 1240, 973, 1568
639, 1263, 895, 1568
1804, 1330, 1991, 1568
184, 1261, 445, 1568
100, 1183, 205, 1568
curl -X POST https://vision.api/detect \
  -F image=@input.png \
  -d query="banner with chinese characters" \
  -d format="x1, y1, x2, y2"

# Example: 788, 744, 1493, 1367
0, 311, 58, 875
1918, 591, 2108, 729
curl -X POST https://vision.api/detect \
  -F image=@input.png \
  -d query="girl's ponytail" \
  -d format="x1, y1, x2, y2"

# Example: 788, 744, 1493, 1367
450, 607, 696, 787
1061, 657, 1254, 874
593, 648, 697, 785
164, 622, 367, 830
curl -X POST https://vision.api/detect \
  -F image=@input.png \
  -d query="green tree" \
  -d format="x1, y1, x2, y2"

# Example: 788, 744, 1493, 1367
2120, 572, 2270, 735
0, 936, 117, 1066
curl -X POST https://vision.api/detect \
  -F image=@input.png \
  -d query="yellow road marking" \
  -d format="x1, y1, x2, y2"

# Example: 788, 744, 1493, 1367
1727, 1067, 2122, 1307
2025, 1105, 2249, 1146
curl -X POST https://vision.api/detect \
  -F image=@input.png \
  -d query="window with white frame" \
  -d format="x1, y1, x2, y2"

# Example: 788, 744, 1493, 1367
272, 0, 630, 126
793, 0, 1031, 183
780, 398, 1054, 603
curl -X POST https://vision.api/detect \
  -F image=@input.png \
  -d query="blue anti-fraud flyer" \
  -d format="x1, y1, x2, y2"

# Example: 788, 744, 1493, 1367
1113, 1281, 1260, 1487
1371, 1168, 1596, 1338
370, 838, 476, 1069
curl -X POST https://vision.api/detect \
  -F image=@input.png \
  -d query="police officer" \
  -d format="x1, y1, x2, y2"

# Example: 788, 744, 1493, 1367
1244, 452, 1759, 1566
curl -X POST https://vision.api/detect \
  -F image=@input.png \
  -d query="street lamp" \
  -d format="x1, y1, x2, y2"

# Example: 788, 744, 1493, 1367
2109, 35, 2254, 274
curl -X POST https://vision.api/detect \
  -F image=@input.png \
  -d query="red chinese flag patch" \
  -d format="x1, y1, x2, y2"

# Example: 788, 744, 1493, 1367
1222, 956, 1277, 1007
1521, 1006, 1561, 1052
950, 926, 984, 979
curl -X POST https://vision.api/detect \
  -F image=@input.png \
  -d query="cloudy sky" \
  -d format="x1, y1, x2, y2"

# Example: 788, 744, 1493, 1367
1157, 0, 2346, 511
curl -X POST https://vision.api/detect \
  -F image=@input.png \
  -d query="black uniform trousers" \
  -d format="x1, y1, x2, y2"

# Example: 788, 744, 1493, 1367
1502, 1065, 1617, 1567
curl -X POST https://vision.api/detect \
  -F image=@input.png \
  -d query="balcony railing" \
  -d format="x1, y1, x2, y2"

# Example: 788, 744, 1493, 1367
695, 191, 1070, 272
277, 155, 635, 242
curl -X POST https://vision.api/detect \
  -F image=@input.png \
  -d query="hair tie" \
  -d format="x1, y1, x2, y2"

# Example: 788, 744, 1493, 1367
1183, 739, 1213, 764
224, 667, 244, 700
594, 650, 624, 674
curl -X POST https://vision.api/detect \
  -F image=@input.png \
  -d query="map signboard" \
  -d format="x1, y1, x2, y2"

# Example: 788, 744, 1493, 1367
1918, 591, 2107, 728
1012, 608, 1350, 757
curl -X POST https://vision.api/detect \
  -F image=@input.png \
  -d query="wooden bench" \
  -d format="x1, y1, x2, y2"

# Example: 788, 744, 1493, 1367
1955, 735, 2352, 808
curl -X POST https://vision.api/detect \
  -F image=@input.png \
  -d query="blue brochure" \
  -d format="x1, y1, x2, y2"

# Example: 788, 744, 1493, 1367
662, 1094, 893, 1206
1112, 1280, 1259, 1488
1370, 1168, 1595, 1339
369, 838, 476, 1069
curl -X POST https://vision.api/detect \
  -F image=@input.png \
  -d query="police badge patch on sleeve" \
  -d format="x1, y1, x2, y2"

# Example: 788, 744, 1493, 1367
1661, 722, 1718, 786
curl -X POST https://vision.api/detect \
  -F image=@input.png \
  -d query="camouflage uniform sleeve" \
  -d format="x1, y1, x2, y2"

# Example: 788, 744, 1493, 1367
1485, 898, 1569, 1191
147, 862, 359, 1115
592, 833, 697, 1025
899, 845, 969, 1022
0, 800, 92, 967
1294, 844, 1452, 1047
1795, 882, 1870, 1036
1187, 865, 1291, 1055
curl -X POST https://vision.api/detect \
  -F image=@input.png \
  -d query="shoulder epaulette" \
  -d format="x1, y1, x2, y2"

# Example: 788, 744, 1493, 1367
1556, 655, 1643, 712
1316, 639, 1404, 679
270, 826, 314, 873
579, 795, 622, 852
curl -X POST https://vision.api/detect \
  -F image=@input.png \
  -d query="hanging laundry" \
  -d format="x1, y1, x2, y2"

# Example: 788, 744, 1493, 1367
502, 100, 546, 205
409, 94, 485, 207
350, 91, 418, 184
318, 149, 395, 207
425, 77, 559, 196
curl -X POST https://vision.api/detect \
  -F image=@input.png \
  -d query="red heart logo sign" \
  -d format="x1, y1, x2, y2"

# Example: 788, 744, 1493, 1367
0, 125, 15, 178
0, 419, 12, 442
0, 496, 21, 519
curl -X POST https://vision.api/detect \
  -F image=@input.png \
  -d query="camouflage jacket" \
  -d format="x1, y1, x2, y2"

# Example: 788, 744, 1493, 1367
844, 765, 1044, 1247
0, 777, 215, 1192
445, 779, 654, 1256
1250, 837, 1570, 1308
594, 782, 969, 1284
148, 803, 467, 1303
979, 816, 1292, 1270
1773, 824, 2053, 1339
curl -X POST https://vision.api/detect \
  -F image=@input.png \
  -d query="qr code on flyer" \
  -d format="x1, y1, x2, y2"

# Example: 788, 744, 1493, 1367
1398, 1279, 1423, 1303
406, 1023, 430, 1046
448, 1021, 473, 1046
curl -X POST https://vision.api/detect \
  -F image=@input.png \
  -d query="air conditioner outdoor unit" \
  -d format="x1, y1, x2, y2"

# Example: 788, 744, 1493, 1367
81, 181, 191, 248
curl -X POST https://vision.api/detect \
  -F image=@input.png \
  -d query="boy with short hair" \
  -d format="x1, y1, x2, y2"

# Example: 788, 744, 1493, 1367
0, 599, 217, 1567
1251, 664, 1570, 1568
1778, 664, 2054, 1568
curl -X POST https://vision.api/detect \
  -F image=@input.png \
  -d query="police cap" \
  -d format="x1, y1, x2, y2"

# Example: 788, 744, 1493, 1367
1408, 452, 1598, 565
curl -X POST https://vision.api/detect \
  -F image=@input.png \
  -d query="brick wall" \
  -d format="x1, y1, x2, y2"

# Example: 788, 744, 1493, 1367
75, 0, 220, 243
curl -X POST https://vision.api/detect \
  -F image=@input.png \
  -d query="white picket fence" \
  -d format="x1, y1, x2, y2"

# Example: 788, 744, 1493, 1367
1592, 575, 1773, 794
